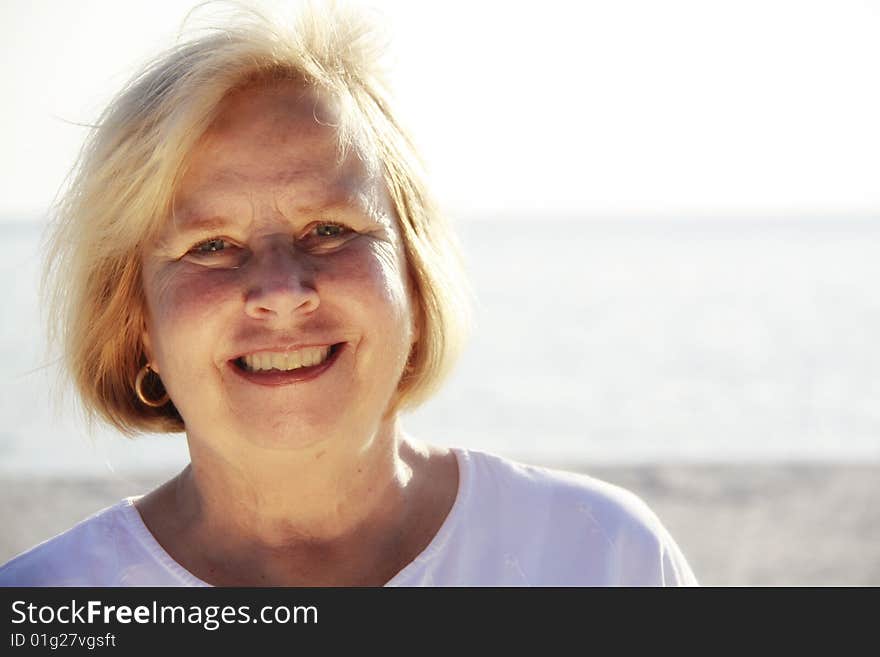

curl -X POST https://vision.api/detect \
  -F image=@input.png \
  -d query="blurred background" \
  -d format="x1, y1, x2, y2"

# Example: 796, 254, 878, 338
1, 0, 878, 584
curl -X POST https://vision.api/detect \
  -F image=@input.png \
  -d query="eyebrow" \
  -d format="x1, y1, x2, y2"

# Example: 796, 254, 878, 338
166, 215, 232, 241
167, 199, 373, 240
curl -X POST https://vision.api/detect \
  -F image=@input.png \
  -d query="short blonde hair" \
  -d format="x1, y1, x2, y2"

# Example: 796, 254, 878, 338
42, 1, 471, 435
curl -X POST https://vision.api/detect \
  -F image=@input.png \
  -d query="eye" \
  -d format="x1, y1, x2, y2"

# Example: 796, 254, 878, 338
312, 223, 348, 238
298, 222, 356, 251
192, 238, 231, 254
183, 237, 245, 267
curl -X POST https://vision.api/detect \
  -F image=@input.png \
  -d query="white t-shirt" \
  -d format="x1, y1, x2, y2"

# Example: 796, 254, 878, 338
0, 448, 698, 586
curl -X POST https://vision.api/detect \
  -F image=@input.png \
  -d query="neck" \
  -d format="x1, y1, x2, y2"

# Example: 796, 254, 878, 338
176, 414, 415, 549
137, 414, 460, 585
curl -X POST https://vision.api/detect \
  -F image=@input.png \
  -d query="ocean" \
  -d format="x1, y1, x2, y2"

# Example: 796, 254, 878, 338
2, 217, 879, 475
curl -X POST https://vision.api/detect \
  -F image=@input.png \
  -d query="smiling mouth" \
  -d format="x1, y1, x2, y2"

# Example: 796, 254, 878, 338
233, 343, 344, 374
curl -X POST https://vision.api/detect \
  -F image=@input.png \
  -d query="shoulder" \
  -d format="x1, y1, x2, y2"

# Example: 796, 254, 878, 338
451, 448, 698, 586
0, 499, 136, 586
461, 448, 662, 532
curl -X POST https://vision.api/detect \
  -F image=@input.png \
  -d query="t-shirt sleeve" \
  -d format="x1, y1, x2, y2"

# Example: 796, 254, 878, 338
606, 489, 699, 586
658, 525, 699, 586
0, 510, 117, 586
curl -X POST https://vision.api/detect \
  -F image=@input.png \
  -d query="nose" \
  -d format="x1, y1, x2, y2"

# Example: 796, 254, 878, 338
243, 242, 320, 320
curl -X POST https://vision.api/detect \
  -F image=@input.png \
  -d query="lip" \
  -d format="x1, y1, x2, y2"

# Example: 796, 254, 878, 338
228, 342, 345, 386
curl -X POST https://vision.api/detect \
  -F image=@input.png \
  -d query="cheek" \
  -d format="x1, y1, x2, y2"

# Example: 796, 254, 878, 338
323, 240, 414, 328
144, 267, 238, 359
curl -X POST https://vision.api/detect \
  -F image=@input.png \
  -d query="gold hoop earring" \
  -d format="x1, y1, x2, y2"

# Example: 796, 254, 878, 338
135, 364, 170, 408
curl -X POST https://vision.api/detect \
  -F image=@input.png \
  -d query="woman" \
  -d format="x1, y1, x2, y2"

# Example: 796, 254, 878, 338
1, 4, 696, 586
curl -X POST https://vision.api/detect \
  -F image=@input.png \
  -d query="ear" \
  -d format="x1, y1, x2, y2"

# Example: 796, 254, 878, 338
141, 323, 158, 374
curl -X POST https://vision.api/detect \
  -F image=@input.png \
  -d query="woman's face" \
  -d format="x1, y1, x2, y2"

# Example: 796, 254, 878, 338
140, 82, 418, 451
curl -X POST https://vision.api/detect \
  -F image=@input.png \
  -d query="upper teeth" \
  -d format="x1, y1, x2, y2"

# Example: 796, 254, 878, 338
241, 346, 332, 372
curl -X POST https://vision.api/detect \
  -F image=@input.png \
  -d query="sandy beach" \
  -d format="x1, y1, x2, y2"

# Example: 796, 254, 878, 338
2, 463, 878, 586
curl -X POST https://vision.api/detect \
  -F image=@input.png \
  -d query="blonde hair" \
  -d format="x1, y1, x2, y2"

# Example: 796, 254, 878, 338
42, 1, 471, 435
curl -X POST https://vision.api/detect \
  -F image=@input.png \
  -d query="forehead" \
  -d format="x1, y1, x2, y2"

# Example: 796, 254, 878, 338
173, 81, 380, 215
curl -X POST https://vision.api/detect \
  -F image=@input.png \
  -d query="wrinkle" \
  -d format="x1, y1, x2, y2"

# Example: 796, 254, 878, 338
576, 501, 615, 551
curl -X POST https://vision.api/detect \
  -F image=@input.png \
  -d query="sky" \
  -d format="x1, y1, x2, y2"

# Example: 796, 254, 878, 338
2, 0, 880, 219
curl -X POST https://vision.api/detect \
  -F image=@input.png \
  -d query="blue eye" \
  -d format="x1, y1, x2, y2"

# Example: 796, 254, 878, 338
192, 238, 229, 254
185, 238, 243, 266
313, 223, 347, 238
